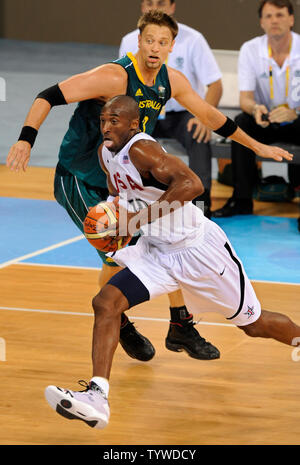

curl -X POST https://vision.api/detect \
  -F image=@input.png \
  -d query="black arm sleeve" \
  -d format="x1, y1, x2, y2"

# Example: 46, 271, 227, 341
36, 83, 67, 107
214, 117, 238, 138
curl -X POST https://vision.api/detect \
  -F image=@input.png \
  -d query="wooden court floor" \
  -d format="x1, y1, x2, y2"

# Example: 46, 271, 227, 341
0, 166, 300, 445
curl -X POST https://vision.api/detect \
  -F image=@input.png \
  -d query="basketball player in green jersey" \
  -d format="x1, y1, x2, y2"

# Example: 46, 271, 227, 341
6, 11, 292, 363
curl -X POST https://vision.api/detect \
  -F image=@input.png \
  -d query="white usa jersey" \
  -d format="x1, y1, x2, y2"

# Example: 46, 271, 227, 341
101, 132, 208, 249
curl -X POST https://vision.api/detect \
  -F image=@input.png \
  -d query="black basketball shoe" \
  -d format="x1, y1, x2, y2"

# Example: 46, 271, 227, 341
120, 319, 155, 362
165, 317, 220, 360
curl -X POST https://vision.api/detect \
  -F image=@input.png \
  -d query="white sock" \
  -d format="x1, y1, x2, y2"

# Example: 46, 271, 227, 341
90, 376, 109, 398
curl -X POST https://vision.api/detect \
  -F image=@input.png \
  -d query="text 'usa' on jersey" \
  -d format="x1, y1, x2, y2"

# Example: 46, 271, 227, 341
113, 53, 171, 135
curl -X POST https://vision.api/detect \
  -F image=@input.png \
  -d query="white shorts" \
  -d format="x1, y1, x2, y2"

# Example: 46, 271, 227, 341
112, 221, 261, 327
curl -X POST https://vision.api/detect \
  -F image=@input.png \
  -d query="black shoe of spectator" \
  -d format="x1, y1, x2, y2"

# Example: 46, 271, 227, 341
211, 197, 253, 218
120, 320, 155, 361
165, 319, 220, 360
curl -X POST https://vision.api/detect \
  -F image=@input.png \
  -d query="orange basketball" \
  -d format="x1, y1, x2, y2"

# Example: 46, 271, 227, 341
84, 201, 131, 253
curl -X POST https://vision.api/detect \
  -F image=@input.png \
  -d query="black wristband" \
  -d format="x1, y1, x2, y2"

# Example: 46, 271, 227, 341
214, 117, 238, 138
36, 83, 67, 107
18, 126, 38, 147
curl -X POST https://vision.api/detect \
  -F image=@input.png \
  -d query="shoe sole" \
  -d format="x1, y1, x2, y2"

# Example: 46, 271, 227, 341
44, 386, 109, 429
165, 340, 220, 360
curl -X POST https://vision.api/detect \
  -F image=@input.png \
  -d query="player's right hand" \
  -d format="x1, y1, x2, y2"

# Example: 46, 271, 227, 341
6, 141, 31, 172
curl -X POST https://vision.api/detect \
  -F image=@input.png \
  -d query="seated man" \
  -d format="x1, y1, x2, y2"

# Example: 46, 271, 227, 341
45, 95, 300, 430
119, 0, 223, 218
212, 0, 300, 226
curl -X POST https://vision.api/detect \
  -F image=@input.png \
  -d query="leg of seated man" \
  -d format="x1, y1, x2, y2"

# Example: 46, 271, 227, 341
212, 112, 300, 218
212, 112, 261, 217
173, 111, 212, 218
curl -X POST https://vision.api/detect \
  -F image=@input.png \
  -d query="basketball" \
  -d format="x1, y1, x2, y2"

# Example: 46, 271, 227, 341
83, 201, 131, 252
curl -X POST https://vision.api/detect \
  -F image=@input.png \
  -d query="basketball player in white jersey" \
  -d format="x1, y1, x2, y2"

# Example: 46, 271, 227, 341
45, 96, 300, 430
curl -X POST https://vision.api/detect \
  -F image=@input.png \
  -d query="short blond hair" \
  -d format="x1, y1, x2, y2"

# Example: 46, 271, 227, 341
137, 10, 178, 40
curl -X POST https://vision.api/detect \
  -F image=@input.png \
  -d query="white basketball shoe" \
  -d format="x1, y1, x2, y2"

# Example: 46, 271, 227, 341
45, 380, 110, 429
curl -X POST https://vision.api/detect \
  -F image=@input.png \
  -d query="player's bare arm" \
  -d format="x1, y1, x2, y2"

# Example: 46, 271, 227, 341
186, 79, 223, 143
119, 138, 204, 230
59, 64, 127, 104
168, 67, 294, 163
6, 64, 128, 172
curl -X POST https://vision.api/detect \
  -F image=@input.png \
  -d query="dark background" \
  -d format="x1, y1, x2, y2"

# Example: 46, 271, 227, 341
0, 0, 299, 50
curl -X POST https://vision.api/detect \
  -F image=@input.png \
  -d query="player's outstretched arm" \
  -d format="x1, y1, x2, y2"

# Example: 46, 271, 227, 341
6, 64, 127, 172
169, 68, 294, 163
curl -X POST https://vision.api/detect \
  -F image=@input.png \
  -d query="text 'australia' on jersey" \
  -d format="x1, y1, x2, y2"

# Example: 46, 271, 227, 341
113, 53, 171, 135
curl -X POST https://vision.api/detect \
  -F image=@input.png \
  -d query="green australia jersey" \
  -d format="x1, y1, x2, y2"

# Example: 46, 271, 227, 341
57, 53, 171, 187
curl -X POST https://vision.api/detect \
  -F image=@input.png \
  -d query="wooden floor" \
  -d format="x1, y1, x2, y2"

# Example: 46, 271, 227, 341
1, 165, 300, 445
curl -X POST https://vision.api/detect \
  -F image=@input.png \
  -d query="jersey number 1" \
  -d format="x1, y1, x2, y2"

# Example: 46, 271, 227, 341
142, 116, 149, 133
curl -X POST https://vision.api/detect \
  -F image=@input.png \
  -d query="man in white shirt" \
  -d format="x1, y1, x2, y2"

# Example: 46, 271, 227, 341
212, 0, 300, 225
119, 0, 223, 218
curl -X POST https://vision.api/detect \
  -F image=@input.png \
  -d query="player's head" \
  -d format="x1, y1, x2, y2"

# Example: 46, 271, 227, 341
141, 0, 176, 16
137, 11, 178, 70
258, 0, 294, 35
100, 96, 140, 153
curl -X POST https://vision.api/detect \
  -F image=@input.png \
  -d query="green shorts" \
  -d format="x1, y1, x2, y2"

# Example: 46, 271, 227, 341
54, 163, 118, 267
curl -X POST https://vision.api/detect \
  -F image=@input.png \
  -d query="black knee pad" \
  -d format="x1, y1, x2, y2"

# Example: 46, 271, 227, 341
108, 268, 150, 309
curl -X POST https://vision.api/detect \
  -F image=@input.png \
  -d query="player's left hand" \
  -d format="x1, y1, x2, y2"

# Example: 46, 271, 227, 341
255, 143, 294, 162
186, 117, 211, 143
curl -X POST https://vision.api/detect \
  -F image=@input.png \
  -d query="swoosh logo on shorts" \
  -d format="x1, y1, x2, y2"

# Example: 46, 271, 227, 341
220, 266, 226, 276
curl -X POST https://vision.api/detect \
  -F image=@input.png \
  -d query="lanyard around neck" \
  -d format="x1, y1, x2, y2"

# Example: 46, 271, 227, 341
268, 38, 292, 101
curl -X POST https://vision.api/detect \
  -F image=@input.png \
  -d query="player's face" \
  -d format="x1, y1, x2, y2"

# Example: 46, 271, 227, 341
100, 107, 139, 153
138, 24, 174, 70
141, 0, 175, 16
260, 3, 294, 39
